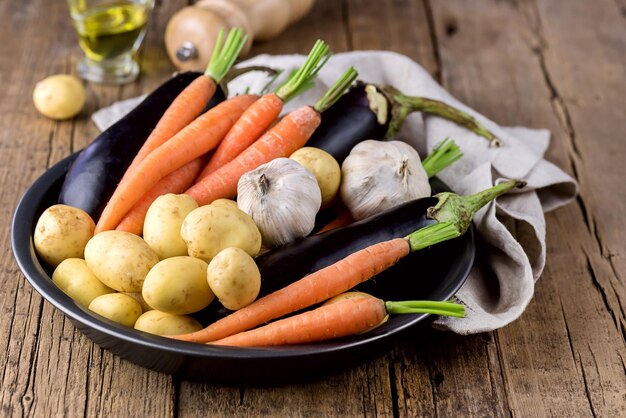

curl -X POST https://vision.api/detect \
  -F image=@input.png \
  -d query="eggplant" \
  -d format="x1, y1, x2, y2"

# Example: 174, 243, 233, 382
307, 82, 500, 165
59, 72, 226, 219
196, 179, 524, 325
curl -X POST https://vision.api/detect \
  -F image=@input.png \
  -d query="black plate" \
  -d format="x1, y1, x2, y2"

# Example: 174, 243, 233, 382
11, 152, 474, 385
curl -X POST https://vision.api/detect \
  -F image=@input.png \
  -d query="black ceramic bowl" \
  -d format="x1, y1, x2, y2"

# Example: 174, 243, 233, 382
11, 153, 474, 385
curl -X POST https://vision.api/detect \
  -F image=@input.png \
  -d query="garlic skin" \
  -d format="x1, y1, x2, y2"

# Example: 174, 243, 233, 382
237, 158, 322, 247
340, 140, 430, 220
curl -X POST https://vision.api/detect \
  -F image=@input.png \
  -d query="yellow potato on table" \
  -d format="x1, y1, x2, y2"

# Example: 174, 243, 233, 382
33, 74, 85, 120
34, 204, 95, 267
88, 293, 143, 328
52, 258, 114, 308
84, 231, 159, 292
143, 193, 198, 259
181, 204, 261, 262
142, 256, 214, 315
207, 247, 261, 310
290, 147, 341, 208
134, 310, 202, 336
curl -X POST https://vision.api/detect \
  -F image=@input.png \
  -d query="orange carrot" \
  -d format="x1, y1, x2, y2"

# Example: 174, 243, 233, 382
120, 28, 247, 185
115, 156, 205, 235
211, 296, 465, 347
316, 206, 354, 235
175, 178, 526, 344
173, 238, 410, 343
185, 66, 360, 206
196, 40, 330, 179
185, 104, 321, 205
95, 94, 258, 233
195, 93, 284, 179
212, 297, 388, 347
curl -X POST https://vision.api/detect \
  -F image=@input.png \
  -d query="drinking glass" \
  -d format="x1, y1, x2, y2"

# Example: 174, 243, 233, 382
67, 0, 154, 84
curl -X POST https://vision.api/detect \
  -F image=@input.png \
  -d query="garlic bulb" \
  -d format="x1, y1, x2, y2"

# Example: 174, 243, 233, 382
237, 158, 322, 247
340, 140, 430, 220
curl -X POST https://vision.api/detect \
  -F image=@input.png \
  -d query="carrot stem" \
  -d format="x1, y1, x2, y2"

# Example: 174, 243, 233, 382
314, 66, 359, 113
274, 40, 330, 102
385, 300, 465, 317
204, 28, 248, 83
421, 137, 463, 178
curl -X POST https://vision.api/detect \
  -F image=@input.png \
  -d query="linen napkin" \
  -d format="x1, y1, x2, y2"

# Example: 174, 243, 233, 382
92, 51, 578, 334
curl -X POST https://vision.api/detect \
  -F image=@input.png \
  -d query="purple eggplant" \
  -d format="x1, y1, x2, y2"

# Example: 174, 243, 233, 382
59, 72, 226, 219
307, 82, 500, 165
195, 179, 524, 325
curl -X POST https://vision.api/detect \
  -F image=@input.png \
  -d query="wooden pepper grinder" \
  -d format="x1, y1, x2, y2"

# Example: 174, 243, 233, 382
165, 0, 316, 71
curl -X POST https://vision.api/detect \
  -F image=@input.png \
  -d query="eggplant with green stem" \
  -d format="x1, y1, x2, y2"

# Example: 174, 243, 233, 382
195, 179, 525, 325
307, 81, 500, 165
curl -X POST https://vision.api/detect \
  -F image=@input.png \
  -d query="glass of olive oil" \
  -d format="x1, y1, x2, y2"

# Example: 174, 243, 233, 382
67, 0, 154, 84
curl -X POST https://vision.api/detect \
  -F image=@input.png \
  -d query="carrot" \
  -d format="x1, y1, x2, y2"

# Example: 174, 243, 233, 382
196, 40, 330, 180
174, 238, 410, 343
185, 66, 360, 206
211, 296, 464, 347
95, 94, 258, 233
173, 179, 525, 343
120, 28, 247, 185
316, 206, 354, 234
115, 156, 205, 235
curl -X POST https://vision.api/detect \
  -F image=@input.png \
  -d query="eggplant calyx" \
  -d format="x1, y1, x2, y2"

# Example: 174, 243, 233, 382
379, 85, 502, 147
364, 84, 389, 125
427, 179, 526, 234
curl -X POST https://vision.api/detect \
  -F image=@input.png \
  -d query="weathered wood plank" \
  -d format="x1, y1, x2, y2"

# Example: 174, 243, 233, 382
173, 2, 396, 416
2, 0, 624, 416
0, 1, 83, 415
1, 1, 187, 416
429, 0, 626, 416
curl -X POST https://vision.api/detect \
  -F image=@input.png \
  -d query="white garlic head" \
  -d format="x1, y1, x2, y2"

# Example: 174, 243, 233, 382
340, 140, 430, 220
237, 158, 322, 247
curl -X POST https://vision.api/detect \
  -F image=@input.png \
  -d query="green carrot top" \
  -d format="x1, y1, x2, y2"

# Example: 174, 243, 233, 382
204, 28, 249, 84
274, 39, 331, 102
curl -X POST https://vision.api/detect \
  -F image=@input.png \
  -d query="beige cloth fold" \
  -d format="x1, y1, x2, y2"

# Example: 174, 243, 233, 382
92, 51, 577, 334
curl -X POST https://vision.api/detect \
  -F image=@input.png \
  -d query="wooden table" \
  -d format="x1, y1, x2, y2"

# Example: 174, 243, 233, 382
2, 0, 624, 416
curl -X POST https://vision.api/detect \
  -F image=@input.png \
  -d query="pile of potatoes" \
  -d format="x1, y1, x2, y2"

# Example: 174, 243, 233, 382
34, 196, 263, 336
33, 145, 344, 337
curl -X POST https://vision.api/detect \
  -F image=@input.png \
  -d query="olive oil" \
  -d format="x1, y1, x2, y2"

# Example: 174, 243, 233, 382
71, 2, 150, 62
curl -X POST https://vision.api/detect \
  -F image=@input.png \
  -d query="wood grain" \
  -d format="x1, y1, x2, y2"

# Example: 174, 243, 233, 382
428, 0, 626, 416
1, 0, 624, 416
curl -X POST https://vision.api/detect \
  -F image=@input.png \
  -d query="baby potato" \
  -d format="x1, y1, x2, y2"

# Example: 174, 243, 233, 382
143, 193, 198, 259
142, 256, 214, 315
84, 231, 159, 292
207, 247, 261, 310
122, 292, 154, 313
33, 74, 85, 120
210, 199, 239, 210
290, 147, 341, 208
88, 293, 143, 327
134, 310, 202, 336
52, 258, 114, 307
34, 204, 95, 267
181, 204, 261, 262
